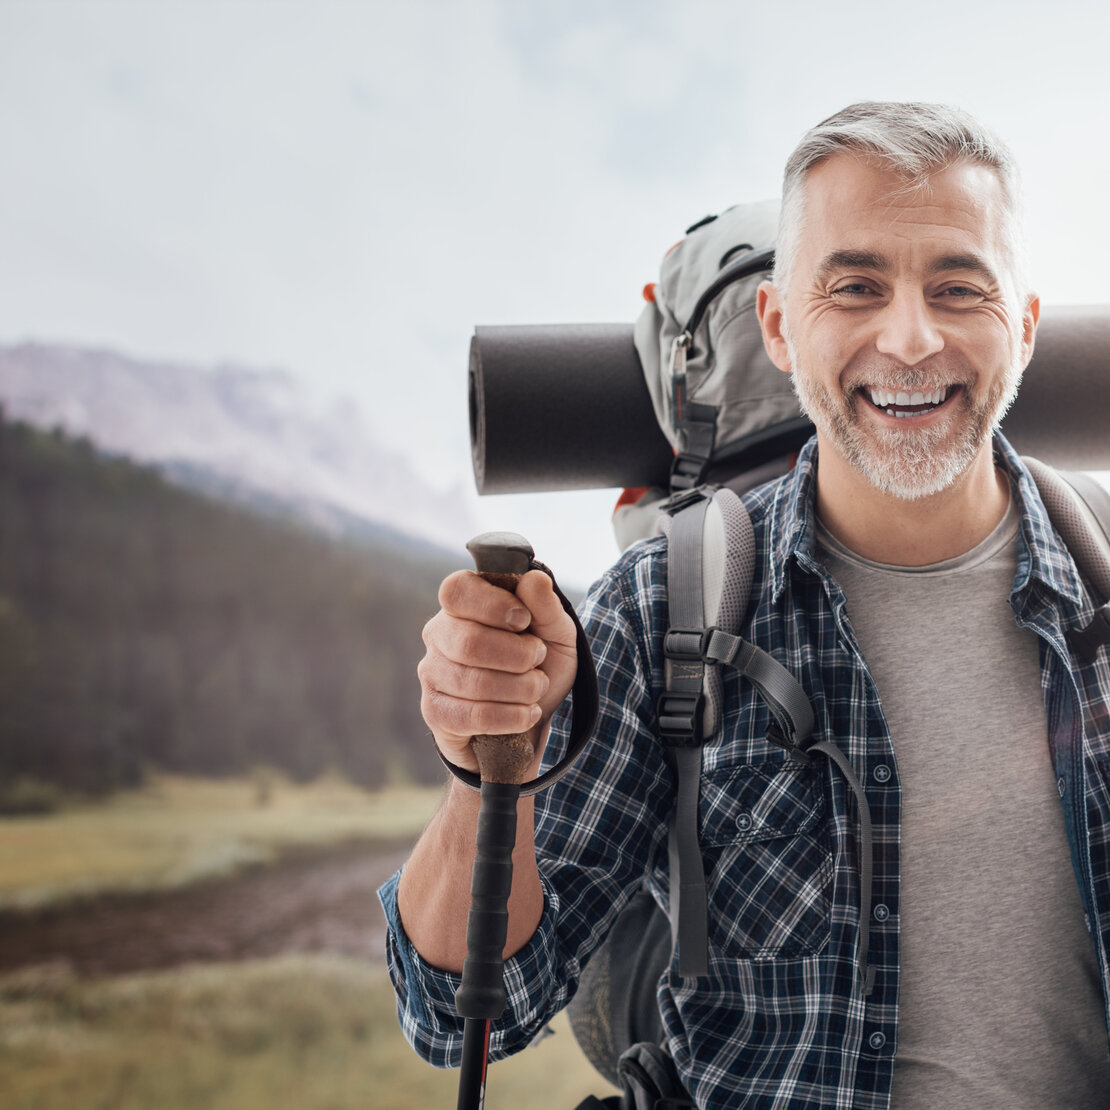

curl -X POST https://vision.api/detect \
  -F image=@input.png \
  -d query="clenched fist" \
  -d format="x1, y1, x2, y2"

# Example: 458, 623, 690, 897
417, 568, 578, 775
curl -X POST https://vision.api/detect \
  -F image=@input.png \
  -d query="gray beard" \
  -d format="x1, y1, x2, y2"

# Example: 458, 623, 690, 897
785, 339, 1022, 502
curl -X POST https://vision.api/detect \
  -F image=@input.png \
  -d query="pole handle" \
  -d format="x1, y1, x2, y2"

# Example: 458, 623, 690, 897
465, 531, 537, 786
454, 531, 535, 1022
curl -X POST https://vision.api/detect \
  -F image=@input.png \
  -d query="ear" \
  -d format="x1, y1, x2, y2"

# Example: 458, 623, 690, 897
756, 281, 792, 374
1018, 294, 1040, 368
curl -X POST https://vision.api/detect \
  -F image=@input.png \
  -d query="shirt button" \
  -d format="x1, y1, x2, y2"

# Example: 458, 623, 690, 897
736, 811, 753, 832
869, 1031, 887, 1051
1057, 776, 1066, 798
873, 764, 892, 784
873, 903, 890, 922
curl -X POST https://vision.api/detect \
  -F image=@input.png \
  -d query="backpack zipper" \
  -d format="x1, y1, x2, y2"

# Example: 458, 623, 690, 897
679, 246, 775, 345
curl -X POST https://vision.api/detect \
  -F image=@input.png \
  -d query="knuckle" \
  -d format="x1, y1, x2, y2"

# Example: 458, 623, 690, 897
438, 570, 473, 612
420, 613, 439, 647
460, 664, 487, 700
457, 624, 492, 664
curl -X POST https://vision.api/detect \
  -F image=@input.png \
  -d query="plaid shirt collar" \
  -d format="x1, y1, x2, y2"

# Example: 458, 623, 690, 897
767, 431, 1088, 609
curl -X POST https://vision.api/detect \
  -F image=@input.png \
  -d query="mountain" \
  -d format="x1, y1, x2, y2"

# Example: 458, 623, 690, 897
0, 342, 475, 553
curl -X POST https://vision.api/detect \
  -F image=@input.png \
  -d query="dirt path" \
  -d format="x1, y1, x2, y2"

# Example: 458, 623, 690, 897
0, 839, 412, 977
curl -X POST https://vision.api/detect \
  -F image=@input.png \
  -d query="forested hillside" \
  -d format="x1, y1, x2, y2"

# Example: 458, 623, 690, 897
0, 413, 456, 794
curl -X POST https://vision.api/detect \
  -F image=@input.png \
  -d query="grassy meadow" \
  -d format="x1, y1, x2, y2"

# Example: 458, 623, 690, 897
0, 773, 442, 911
0, 776, 618, 1108
0, 956, 615, 1110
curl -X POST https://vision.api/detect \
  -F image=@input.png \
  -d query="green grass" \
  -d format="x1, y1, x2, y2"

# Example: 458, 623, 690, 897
0, 956, 617, 1110
0, 775, 444, 910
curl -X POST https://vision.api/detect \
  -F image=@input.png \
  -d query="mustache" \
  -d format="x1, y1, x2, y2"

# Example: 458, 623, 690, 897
842, 359, 974, 394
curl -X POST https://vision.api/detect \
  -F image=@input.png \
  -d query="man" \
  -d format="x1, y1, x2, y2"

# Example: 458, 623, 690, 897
380, 103, 1110, 1108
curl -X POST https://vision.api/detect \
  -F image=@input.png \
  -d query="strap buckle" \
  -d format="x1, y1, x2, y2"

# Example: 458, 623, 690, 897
669, 452, 707, 492
663, 626, 714, 663
657, 692, 705, 747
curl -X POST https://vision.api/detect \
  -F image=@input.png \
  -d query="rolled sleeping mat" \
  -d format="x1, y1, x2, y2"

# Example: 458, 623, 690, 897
1002, 305, 1110, 469
469, 323, 673, 494
468, 306, 1110, 495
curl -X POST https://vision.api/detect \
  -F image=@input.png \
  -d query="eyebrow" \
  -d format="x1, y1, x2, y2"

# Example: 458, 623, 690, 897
928, 253, 1000, 284
815, 248, 1000, 285
816, 250, 889, 281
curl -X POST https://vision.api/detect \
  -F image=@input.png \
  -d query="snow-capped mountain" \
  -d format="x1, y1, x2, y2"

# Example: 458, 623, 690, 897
0, 342, 474, 553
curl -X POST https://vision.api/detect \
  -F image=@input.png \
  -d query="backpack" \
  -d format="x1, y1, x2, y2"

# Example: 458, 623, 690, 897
566, 206, 1110, 1109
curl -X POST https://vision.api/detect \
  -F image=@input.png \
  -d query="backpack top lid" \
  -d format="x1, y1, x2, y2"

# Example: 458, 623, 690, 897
633, 201, 811, 491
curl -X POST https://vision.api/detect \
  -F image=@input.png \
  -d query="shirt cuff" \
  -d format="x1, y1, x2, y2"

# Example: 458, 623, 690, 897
377, 865, 565, 1068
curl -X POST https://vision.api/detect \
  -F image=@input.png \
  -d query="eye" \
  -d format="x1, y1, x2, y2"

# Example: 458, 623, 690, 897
831, 281, 874, 297
937, 284, 985, 302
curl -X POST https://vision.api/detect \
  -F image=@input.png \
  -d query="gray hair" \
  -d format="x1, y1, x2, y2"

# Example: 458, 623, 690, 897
774, 101, 1029, 298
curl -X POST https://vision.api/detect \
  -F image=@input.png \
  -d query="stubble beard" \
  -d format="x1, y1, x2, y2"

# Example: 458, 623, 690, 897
784, 331, 1024, 502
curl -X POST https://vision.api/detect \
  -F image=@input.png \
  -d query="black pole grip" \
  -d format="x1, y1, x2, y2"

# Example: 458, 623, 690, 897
455, 781, 521, 1019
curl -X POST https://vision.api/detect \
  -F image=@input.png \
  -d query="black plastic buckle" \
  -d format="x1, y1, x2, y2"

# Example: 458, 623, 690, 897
657, 692, 705, 747
660, 484, 712, 517
663, 627, 714, 663
669, 453, 707, 492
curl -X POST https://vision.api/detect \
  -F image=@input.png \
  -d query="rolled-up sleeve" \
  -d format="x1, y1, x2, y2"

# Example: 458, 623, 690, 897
377, 865, 567, 1066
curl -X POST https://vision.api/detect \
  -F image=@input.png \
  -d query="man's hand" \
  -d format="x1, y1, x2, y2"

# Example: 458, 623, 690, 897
418, 568, 579, 775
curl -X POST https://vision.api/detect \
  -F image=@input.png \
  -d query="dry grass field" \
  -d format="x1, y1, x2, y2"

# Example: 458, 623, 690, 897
0, 773, 443, 911
0, 777, 619, 1108
0, 956, 615, 1110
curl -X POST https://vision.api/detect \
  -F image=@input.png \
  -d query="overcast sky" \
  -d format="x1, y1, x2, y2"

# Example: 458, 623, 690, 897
3, 0, 1109, 586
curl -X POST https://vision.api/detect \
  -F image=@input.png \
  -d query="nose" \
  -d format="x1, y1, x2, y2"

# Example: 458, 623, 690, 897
874, 292, 945, 366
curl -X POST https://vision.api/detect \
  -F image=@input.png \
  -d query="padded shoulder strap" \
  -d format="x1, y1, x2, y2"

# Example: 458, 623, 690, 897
661, 494, 712, 977
1024, 457, 1110, 662
659, 487, 764, 977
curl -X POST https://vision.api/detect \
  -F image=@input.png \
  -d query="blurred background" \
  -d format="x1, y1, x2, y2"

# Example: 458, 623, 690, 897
1, 2, 1108, 1107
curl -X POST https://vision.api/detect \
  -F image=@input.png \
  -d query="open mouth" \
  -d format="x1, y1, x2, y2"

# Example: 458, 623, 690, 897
864, 384, 960, 419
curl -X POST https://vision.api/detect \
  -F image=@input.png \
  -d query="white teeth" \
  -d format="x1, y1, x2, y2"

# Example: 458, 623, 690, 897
868, 386, 949, 410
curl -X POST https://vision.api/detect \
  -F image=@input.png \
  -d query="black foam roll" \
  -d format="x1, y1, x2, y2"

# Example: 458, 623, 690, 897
1001, 305, 1110, 470
469, 323, 672, 494
468, 307, 1110, 495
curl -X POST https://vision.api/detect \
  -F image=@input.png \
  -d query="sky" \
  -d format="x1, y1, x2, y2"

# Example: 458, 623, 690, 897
2, 0, 1110, 588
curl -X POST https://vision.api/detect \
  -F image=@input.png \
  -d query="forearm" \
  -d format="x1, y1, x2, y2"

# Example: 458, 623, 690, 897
396, 775, 544, 973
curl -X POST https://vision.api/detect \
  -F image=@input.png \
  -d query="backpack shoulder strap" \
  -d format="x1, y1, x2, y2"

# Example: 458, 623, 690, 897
1023, 457, 1110, 662
659, 485, 814, 976
659, 490, 715, 978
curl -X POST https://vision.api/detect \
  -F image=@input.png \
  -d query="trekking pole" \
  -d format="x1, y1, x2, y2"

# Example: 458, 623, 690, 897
455, 531, 540, 1110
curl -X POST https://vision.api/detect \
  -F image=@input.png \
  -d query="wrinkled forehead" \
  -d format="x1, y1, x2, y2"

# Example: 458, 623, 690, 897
794, 154, 1021, 284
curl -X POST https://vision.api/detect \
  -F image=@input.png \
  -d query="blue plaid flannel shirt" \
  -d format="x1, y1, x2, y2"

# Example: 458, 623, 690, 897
379, 434, 1110, 1109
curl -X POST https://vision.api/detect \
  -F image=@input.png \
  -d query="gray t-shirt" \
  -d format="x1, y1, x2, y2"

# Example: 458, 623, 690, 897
819, 496, 1110, 1109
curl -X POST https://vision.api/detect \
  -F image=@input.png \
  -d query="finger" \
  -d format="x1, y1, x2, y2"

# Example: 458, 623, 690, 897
438, 570, 533, 632
418, 651, 551, 707
423, 610, 547, 675
421, 686, 543, 765
513, 571, 577, 648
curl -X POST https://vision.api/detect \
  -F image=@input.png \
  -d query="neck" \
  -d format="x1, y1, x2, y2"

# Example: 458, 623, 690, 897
814, 437, 1011, 566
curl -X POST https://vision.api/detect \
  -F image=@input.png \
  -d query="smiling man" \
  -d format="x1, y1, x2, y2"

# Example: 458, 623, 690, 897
381, 103, 1110, 1109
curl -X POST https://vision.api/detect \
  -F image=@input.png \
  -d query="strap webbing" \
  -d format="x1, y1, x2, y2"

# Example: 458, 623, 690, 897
706, 631, 814, 745
664, 497, 711, 977
668, 746, 708, 979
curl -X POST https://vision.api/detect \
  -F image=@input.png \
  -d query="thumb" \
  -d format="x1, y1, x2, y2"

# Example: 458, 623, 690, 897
514, 569, 578, 713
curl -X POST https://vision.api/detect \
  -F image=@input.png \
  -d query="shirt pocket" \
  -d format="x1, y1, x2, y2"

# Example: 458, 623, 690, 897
699, 760, 832, 959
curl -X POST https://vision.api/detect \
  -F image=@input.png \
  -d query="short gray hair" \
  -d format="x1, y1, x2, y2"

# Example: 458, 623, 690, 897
774, 101, 1029, 297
